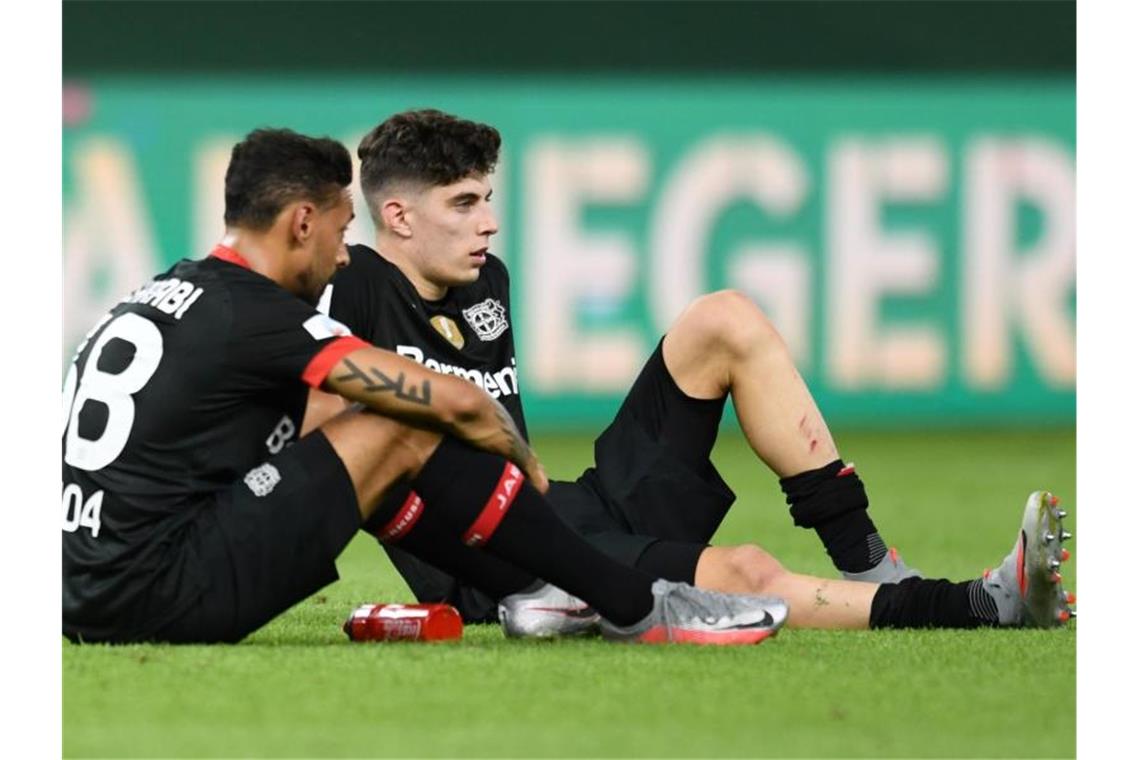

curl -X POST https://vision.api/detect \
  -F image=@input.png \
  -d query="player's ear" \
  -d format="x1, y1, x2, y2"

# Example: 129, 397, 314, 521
381, 198, 413, 239
291, 202, 317, 243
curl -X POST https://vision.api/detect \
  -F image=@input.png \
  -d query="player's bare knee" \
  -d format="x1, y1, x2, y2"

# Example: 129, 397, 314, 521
395, 425, 446, 477
685, 290, 778, 362
728, 544, 786, 593
716, 290, 780, 359
323, 410, 439, 478
365, 417, 442, 477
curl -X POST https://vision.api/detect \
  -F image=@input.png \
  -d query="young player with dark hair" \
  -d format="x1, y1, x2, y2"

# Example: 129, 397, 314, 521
62, 127, 790, 645
316, 109, 1075, 635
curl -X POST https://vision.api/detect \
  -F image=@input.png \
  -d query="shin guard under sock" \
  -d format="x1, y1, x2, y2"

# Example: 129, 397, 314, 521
780, 460, 885, 573
406, 438, 656, 625
869, 577, 998, 629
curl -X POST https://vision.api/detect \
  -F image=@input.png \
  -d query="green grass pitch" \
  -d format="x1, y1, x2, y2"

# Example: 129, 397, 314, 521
63, 429, 1076, 758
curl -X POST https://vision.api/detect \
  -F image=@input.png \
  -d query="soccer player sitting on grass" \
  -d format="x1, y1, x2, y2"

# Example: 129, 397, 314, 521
312, 108, 1075, 634
62, 127, 792, 646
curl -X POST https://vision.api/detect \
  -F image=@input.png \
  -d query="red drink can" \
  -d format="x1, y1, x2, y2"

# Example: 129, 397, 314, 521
342, 603, 464, 642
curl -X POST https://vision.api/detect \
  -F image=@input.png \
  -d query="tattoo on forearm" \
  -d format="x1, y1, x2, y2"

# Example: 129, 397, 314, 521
494, 403, 532, 466
335, 358, 432, 406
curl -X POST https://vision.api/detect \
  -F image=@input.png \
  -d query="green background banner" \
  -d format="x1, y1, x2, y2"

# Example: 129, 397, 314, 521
63, 78, 1074, 429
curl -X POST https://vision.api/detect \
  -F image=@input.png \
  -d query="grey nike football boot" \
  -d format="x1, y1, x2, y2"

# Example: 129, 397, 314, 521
843, 545, 923, 584
599, 579, 789, 645
498, 581, 601, 638
981, 490, 1075, 627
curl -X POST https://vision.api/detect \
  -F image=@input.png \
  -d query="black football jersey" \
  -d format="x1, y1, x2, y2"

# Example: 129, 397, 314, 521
62, 245, 367, 639
325, 244, 527, 621
325, 244, 527, 441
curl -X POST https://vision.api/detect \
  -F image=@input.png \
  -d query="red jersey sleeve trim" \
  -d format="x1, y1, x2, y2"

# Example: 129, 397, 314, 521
301, 336, 369, 388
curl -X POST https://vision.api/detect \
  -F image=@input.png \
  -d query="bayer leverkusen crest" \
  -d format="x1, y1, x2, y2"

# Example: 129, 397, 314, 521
462, 298, 509, 342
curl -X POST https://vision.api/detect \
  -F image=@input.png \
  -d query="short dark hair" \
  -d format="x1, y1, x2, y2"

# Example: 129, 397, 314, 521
357, 109, 501, 221
223, 128, 353, 231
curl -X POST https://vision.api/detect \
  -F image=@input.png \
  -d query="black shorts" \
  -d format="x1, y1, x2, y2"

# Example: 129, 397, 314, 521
549, 339, 735, 582
151, 431, 360, 643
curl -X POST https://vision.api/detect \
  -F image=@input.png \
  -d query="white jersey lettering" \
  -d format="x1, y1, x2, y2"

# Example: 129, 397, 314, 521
126, 276, 205, 320
395, 343, 518, 400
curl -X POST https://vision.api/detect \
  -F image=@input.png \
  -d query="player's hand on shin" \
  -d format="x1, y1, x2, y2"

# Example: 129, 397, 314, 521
522, 453, 550, 495
467, 396, 549, 494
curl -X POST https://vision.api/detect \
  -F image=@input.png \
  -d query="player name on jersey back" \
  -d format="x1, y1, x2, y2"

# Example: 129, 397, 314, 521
124, 276, 205, 320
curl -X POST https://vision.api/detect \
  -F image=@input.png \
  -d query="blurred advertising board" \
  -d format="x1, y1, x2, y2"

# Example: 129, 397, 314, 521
63, 78, 1074, 428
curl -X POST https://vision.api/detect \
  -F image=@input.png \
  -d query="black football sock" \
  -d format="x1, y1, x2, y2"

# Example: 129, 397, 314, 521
364, 486, 538, 601
869, 577, 999, 629
780, 459, 886, 573
403, 438, 656, 626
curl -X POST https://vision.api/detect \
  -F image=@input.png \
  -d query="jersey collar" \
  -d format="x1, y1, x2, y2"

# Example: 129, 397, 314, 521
209, 244, 252, 270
